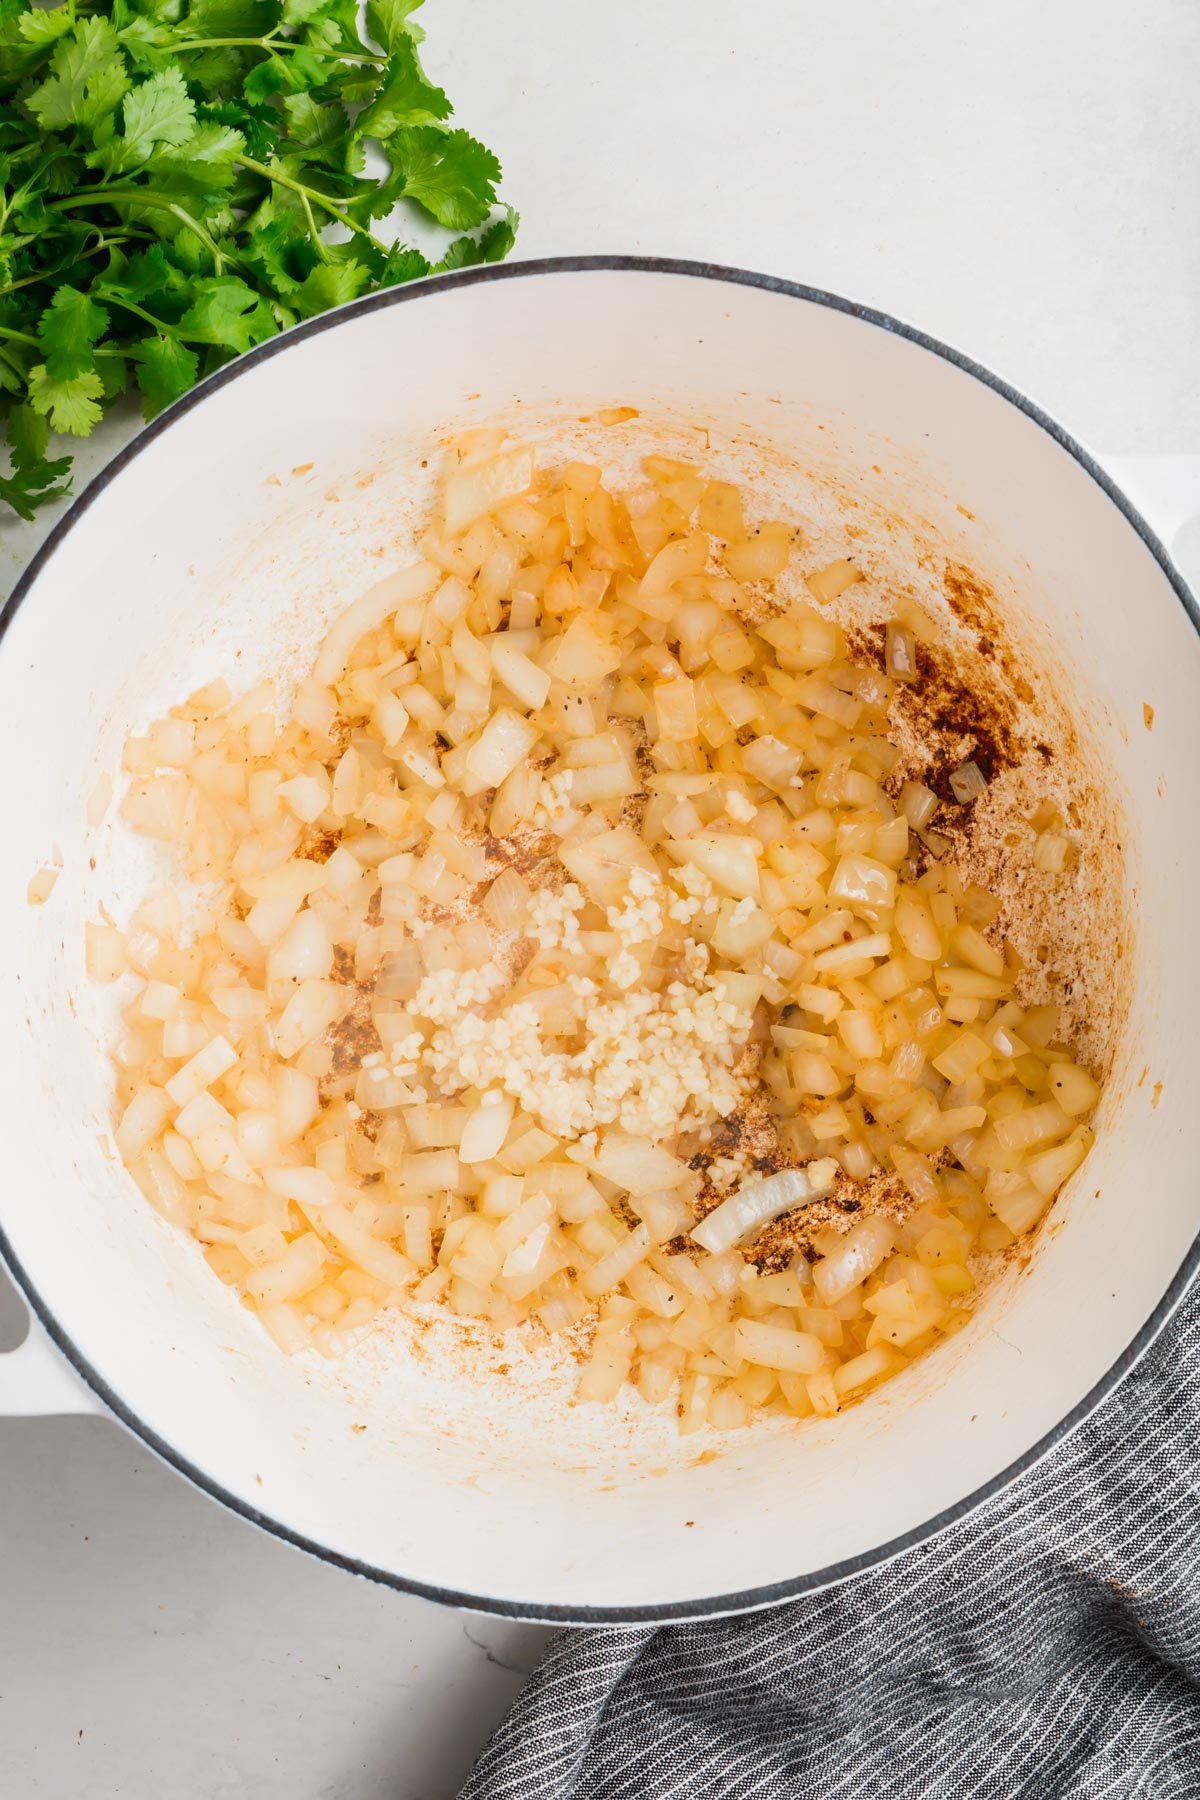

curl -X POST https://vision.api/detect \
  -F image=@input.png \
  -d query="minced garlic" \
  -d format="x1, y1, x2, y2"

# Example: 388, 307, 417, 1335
385, 868, 754, 1142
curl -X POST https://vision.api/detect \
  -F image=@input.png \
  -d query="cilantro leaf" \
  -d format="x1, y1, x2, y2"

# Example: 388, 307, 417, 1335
388, 126, 499, 230
18, 5, 74, 47
149, 121, 245, 193
8, 401, 51, 468
435, 206, 519, 272
281, 0, 330, 27
114, 14, 181, 75
26, 17, 130, 131
1, 401, 71, 517
281, 90, 346, 151
365, 0, 423, 56
129, 335, 199, 416
122, 243, 174, 301
27, 365, 105, 436
290, 257, 373, 317
176, 276, 277, 351
243, 211, 316, 296
37, 286, 111, 381
183, 0, 277, 36
241, 53, 288, 103
200, 96, 278, 160
119, 64, 196, 162
0, 442, 72, 518
353, 36, 449, 141
378, 242, 431, 287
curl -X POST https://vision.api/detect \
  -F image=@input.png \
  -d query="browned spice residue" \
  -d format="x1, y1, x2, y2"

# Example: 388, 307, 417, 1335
755, 1167, 913, 1268
325, 950, 381, 1085
1152, 1082, 1163, 1109
942, 561, 1037, 708
1143, 703, 1155, 731
843, 614, 1026, 808
297, 827, 343, 864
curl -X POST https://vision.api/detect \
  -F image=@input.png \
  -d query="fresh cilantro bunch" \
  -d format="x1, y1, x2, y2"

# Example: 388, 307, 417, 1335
0, 0, 515, 520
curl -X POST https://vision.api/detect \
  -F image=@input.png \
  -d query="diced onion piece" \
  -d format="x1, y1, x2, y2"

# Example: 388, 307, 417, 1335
1049, 1062, 1101, 1116
734, 1318, 824, 1374
949, 760, 988, 804
833, 1345, 900, 1397
399, 745, 445, 790
490, 639, 551, 711
588, 1133, 687, 1195
1034, 831, 1074, 873
267, 909, 333, 985
1026, 1128, 1092, 1198
320, 1205, 415, 1290
459, 1093, 516, 1164
828, 854, 896, 915
641, 533, 709, 602
464, 708, 541, 793
898, 781, 938, 830
664, 832, 761, 900
812, 1215, 897, 1304
502, 1218, 553, 1281
86, 921, 127, 983
244, 1232, 327, 1306
894, 888, 942, 961
885, 622, 918, 683
811, 932, 891, 973
277, 775, 328, 823
805, 558, 862, 603
692, 1160, 838, 1254
263, 1165, 337, 1208
578, 1330, 634, 1402
27, 866, 59, 905
581, 1222, 651, 1299
726, 524, 793, 582
165, 1034, 238, 1108
116, 1087, 171, 1161
741, 734, 801, 789
985, 1172, 1048, 1235
541, 614, 623, 687
443, 445, 535, 535
274, 979, 344, 1059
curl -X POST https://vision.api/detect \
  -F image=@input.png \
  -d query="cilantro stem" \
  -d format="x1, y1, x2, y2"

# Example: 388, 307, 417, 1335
0, 233, 154, 300
0, 346, 30, 388
297, 188, 331, 261
92, 290, 178, 335
0, 325, 40, 349
178, 37, 385, 63
46, 192, 229, 274
233, 156, 386, 249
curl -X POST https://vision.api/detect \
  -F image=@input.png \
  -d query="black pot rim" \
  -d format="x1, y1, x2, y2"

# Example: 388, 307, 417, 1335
2, 254, 1197, 1627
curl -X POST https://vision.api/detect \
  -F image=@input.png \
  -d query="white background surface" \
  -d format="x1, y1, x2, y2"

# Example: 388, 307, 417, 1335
1, 2, 1198, 1795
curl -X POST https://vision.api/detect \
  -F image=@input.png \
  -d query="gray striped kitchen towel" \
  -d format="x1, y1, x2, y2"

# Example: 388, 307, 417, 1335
462, 1279, 1200, 1799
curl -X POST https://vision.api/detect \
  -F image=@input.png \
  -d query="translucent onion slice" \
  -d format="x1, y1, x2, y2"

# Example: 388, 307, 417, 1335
691, 1158, 839, 1254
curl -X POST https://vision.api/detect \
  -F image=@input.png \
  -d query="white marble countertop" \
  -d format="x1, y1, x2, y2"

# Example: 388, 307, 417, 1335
2, 2, 1197, 1794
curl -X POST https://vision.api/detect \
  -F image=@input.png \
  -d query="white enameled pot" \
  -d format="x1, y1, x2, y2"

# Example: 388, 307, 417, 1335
1, 259, 1197, 1624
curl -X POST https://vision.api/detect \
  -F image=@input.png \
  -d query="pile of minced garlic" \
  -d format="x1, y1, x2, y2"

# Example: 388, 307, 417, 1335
91, 432, 1101, 1432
